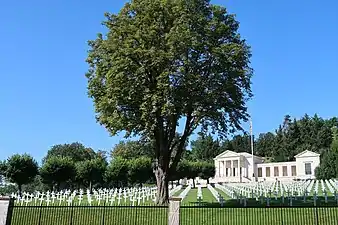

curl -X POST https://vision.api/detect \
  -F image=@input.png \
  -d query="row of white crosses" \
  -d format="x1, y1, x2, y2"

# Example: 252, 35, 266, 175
12, 187, 159, 206
215, 184, 237, 199
207, 184, 226, 205
236, 179, 338, 206
178, 185, 191, 200
12, 189, 76, 206
89, 187, 157, 206
169, 185, 182, 197
197, 185, 203, 202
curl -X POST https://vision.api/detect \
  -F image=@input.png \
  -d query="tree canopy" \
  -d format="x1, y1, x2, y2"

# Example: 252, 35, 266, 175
111, 140, 153, 159
40, 156, 76, 190
43, 142, 96, 163
191, 133, 221, 161
76, 158, 107, 191
2, 154, 39, 195
86, 0, 252, 204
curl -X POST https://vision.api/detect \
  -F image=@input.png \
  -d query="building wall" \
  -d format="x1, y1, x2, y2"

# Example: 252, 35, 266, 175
296, 156, 320, 179
256, 161, 297, 182
212, 151, 320, 183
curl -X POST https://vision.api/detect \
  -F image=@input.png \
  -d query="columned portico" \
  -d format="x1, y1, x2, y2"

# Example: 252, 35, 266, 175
213, 150, 321, 183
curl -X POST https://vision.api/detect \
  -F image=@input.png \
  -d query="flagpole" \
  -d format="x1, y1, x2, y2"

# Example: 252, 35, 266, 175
250, 119, 255, 182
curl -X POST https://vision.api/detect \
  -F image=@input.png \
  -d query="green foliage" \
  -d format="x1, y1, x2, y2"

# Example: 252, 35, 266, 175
198, 161, 215, 182
191, 134, 221, 161
111, 140, 154, 159
226, 134, 252, 153
40, 156, 76, 190
254, 114, 338, 162
43, 142, 96, 163
127, 157, 153, 185
0, 160, 7, 176
22, 175, 46, 193
331, 127, 338, 153
0, 184, 17, 195
315, 150, 338, 180
86, 0, 252, 204
76, 158, 107, 190
255, 132, 275, 157
105, 157, 129, 188
2, 154, 39, 194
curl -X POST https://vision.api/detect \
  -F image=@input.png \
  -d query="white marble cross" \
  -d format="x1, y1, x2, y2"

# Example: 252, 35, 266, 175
46, 198, 51, 206
88, 197, 93, 206
67, 198, 73, 206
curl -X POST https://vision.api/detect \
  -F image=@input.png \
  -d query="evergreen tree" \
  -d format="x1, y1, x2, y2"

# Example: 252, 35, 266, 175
191, 134, 221, 161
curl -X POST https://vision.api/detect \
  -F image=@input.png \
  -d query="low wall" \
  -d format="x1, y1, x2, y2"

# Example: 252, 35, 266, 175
0, 197, 11, 225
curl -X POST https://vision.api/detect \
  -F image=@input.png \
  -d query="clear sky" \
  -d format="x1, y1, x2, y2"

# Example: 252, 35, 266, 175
1, 0, 337, 162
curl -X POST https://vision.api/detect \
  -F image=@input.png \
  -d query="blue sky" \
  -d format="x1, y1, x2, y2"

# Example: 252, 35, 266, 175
1, 0, 337, 162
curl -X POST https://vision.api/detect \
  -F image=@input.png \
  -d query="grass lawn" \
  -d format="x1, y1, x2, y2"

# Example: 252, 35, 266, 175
171, 188, 184, 197
182, 188, 217, 205
10, 204, 338, 225
215, 187, 231, 200
9, 188, 338, 225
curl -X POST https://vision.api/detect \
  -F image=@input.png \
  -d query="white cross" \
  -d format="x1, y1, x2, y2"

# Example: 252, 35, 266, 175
67, 198, 73, 206
51, 195, 56, 204
46, 198, 51, 206
131, 198, 136, 206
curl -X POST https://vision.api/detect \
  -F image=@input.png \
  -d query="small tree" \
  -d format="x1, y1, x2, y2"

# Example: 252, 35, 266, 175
40, 156, 76, 190
76, 158, 107, 192
2, 154, 38, 196
127, 157, 153, 186
105, 157, 129, 188
315, 150, 338, 180
198, 161, 215, 184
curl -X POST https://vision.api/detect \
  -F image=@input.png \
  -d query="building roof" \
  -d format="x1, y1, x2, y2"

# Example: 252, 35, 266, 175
213, 150, 263, 160
294, 150, 320, 158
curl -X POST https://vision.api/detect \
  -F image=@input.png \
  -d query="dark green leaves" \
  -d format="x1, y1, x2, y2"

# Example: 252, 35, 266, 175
40, 156, 76, 190
2, 154, 38, 187
86, 0, 252, 141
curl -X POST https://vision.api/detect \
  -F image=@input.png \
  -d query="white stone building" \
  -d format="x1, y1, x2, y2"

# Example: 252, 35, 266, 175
212, 150, 320, 183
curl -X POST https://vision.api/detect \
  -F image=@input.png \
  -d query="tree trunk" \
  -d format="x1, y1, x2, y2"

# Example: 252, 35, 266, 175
18, 184, 22, 197
155, 166, 169, 205
207, 178, 209, 184
89, 181, 92, 193
192, 179, 195, 188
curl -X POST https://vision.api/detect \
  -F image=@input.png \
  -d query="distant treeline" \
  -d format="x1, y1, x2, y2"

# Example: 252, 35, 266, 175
1, 114, 338, 195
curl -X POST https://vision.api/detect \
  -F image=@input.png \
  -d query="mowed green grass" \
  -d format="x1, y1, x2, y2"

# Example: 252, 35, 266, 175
9, 188, 338, 225
10, 205, 338, 225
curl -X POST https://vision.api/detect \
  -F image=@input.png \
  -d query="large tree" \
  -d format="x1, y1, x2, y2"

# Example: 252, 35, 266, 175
43, 142, 96, 163
2, 154, 39, 196
86, 0, 252, 204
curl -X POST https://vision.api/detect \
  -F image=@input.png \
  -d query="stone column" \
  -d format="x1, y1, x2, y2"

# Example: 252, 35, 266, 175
168, 197, 181, 225
237, 158, 240, 177
218, 161, 221, 177
238, 158, 242, 182
0, 197, 12, 225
